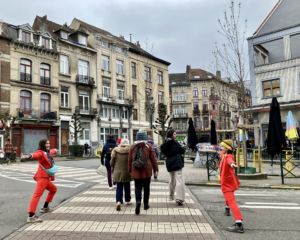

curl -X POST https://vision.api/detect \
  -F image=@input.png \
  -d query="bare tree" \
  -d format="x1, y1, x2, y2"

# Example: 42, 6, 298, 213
214, 0, 249, 168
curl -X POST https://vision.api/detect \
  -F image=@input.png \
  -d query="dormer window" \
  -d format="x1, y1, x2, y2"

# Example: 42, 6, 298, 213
60, 31, 68, 40
22, 31, 31, 43
42, 37, 50, 48
78, 34, 87, 46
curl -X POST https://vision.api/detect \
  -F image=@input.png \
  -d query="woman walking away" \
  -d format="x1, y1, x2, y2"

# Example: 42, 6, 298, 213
101, 136, 117, 189
110, 139, 132, 211
128, 130, 158, 215
160, 129, 186, 206
24, 139, 58, 223
218, 139, 244, 233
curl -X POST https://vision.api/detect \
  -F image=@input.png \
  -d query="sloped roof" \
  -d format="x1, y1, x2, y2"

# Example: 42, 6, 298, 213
188, 68, 215, 80
254, 0, 300, 37
73, 18, 170, 66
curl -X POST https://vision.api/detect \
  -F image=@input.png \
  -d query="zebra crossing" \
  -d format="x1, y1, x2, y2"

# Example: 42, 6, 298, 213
0, 163, 104, 188
4, 176, 217, 240
198, 187, 300, 211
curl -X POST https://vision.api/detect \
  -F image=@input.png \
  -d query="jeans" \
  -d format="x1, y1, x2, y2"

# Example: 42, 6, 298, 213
105, 165, 113, 187
134, 177, 151, 206
116, 182, 131, 203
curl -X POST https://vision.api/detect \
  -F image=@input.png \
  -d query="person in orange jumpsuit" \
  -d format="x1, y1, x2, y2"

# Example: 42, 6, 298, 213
25, 139, 57, 223
218, 139, 244, 233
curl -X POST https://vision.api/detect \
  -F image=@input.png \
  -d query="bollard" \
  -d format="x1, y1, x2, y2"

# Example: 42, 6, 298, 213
253, 149, 262, 173
285, 150, 294, 178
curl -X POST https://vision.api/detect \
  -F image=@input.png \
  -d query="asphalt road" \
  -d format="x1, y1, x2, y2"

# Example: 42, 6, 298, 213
189, 186, 300, 240
0, 159, 101, 239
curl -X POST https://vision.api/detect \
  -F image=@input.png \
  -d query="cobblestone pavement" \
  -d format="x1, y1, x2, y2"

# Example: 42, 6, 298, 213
5, 174, 219, 240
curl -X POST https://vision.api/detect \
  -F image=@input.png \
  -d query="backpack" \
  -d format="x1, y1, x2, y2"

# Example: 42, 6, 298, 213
132, 144, 148, 169
104, 147, 113, 166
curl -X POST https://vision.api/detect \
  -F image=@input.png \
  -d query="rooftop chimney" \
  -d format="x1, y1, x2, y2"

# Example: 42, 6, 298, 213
216, 70, 221, 79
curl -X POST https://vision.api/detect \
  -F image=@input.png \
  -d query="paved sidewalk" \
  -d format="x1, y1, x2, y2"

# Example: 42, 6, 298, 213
5, 173, 219, 240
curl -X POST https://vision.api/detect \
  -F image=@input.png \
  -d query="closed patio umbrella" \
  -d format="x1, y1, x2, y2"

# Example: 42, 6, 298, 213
210, 119, 217, 145
267, 97, 285, 160
285, 111, 299, 154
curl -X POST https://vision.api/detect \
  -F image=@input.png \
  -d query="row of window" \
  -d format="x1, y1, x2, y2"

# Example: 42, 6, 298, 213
20, 90, 51, 115
20, 59, 51, 85
20, 30, 51, 49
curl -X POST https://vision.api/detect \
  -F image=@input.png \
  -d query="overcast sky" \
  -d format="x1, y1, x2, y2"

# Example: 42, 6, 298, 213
1, 0, 278, 74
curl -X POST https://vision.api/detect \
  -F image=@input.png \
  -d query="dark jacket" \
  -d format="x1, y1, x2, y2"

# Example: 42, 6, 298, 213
101, 138, 117, 166
128, 141, 158, 179
160, 138, 185, 172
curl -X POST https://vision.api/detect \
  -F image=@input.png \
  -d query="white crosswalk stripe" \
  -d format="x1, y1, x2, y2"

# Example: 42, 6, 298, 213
0, 163, 105, 188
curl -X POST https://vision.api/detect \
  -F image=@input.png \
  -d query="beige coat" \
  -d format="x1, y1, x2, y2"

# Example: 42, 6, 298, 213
110, 144, 131, 182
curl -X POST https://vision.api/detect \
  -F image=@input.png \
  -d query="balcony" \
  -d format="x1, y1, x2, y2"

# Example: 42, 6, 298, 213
209, 94, 219, 101
173, 113, 188, 119
97, 94, 133, 107
202, 109, 209, 115
75, 106, 98, 116
193, 109, 200, 116
76, 75, 95, 87
40, 77, 50, 85
17, 109, 57, 121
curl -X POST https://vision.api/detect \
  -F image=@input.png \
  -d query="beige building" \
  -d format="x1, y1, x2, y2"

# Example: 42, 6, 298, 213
70, 19, 170, 145
170, 66, 240, 142
33, 16, 98, 154
0, 22, 60, 155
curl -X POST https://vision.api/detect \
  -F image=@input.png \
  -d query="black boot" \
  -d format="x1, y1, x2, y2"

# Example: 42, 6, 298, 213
224, 207, 230, 216
135, 203, 141, 215
144, 204, 150, 210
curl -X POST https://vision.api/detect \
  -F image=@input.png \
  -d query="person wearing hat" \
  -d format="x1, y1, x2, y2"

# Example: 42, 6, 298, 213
128, 130, 158, 215
218, 139, 244, 233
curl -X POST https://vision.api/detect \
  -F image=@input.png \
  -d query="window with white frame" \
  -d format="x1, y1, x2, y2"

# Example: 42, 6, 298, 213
102, 81, 111, 98
117, 81, 125, 100
79, 91, 89, 112
60, 55, 69, 74
158, 91, 164, 103
193, 87, 198, 97
22, 31, 31, 43
102, 55, 110, 71
60, 31, 68, 40
78, 34, 87, 46
116, 60, 124, 75
80, 122, 90, 141
144, 66, 151, 81
174, 107, 186, 115
157, 71, 163, 84
262, 79, 280, 98
173, 93, 186, 102
100, 40, 109, 48
122, 109, 128, 119
78, 60, 89, 78
202, 88, 207, 97
60, 86, 69, 107
42, 37, 50, 48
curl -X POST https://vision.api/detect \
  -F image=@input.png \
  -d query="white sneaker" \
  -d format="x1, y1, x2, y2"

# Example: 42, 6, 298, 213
125, 201, 132, 206
27, 215, 43, 223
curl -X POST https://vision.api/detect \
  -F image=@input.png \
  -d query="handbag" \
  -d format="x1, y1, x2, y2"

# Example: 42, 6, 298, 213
166, 154, 184, 172
42, 164, 58, 176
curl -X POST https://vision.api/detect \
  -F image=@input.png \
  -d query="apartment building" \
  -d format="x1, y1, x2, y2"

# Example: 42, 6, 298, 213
70, 18, 170, 144
0, 21, 59, 155
248, 0, 300, 145
33, 15, 98, 154
170, 66, 240, 142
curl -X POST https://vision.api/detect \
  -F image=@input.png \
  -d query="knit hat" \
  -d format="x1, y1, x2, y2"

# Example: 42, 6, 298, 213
121, 138, 129, 145
136, 130, 148, 141
220, 139, 233, 151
